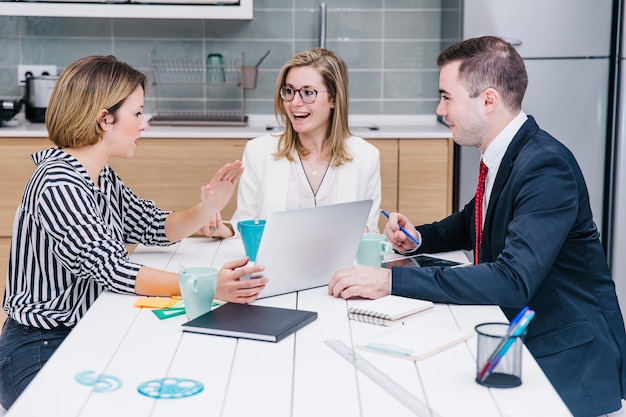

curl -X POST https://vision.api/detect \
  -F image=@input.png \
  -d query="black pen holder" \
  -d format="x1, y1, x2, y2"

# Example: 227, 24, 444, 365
474, 322, 523, 388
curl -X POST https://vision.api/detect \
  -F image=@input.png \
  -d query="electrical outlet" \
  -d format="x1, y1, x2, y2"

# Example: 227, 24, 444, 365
17, 65, 58, 86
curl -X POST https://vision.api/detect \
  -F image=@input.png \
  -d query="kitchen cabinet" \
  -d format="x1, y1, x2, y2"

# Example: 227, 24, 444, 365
0, 0, 252, 19
0, 237, 7, 325
0, 137, 454, 237
399, 139, 454, 226
109, 138, 248, 225
0, 138, 46, 238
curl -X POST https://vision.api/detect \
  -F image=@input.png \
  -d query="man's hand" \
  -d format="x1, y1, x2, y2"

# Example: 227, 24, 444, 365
383, 211, 420, 253
327, 264, 391, 300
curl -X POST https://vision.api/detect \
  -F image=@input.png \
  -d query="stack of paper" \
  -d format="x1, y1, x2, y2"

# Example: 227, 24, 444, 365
356, 323, 473, 361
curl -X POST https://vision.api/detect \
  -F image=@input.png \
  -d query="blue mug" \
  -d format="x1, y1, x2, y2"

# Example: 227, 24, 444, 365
237, 219, 266, 262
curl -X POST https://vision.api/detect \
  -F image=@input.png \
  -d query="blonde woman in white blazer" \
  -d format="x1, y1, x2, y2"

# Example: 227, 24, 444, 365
230, 132, 381, 232
209, 48, 382, 237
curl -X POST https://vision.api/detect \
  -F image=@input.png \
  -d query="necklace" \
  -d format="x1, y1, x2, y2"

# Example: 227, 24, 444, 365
303, 158, 329, 176
299, 156, 332, 205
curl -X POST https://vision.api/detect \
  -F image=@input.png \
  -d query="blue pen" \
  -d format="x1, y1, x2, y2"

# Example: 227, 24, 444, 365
476, 306, 529, 381
479, 310, 535, 382
380, 209, 421, 246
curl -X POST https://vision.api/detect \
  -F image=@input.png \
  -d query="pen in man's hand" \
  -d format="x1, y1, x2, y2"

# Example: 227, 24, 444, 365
380, 209, 421, 246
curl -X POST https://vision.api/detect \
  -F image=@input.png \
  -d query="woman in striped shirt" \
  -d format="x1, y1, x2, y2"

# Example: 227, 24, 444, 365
0, 55, 268, 410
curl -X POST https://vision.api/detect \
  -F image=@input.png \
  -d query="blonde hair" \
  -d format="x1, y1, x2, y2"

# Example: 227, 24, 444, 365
46, 55, 146, 148
273, 48, 353, 166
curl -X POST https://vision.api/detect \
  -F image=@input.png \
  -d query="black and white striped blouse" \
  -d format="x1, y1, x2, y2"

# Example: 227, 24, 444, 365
3, 148, 172, 329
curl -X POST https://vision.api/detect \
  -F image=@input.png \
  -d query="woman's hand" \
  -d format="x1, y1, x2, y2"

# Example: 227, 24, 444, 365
215, 257, 268, 303
164, 162, 242, 243
197, 211, 235, 238
200, 160, 244, 213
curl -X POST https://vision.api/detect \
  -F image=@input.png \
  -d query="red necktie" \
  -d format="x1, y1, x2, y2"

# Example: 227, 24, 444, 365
474, 160, 488, 265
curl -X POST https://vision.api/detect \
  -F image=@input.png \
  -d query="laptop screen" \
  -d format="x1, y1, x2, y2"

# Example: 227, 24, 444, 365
251, 199, 373, 298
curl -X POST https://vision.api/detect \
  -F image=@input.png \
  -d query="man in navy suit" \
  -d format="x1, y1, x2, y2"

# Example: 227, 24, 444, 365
329, 36, 626, 417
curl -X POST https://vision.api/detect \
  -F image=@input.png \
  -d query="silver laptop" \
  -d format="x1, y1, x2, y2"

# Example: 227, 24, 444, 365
250, 199, 373, 299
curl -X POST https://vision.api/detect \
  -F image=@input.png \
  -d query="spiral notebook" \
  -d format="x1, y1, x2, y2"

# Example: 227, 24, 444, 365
347, 295, 434, 326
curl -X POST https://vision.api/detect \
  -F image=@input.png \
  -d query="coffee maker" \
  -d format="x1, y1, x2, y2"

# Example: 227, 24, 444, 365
24, 74, 58, 123
0, 97, 23, 126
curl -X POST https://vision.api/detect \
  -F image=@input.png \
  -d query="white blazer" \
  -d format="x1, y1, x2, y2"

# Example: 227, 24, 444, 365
231, 133, 382, 232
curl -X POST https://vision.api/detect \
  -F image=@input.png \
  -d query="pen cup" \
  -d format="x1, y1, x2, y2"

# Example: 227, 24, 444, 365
242, 66, 258, 90
475, 322, 523, 388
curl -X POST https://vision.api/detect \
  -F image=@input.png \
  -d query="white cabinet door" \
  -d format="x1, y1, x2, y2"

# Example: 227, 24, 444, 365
463, 0, 612, 57
0, 0, 252, 19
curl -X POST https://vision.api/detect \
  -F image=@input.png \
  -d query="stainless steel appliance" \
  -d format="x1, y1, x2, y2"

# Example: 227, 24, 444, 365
0, 97, 23, 126
24, 74, 58, 123
609, 0, 626, 320
460, 0, 612, 235
461, 0, 626, 319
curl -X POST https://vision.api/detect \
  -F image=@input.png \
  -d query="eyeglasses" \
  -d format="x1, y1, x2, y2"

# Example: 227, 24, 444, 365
279, 86, 327, 104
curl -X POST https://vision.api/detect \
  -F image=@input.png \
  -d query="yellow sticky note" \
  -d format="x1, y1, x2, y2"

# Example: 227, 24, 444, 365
134, 297, 177, 309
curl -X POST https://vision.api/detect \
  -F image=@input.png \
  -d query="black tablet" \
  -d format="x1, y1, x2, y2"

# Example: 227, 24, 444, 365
382, 254, 465, 268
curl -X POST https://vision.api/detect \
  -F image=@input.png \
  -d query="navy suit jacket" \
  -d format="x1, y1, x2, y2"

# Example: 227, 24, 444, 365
392, 116, 626, 417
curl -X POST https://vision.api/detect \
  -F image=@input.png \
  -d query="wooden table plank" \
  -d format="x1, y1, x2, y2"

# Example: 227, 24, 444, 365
6, 292, 142, 416
292, 287, 362, 417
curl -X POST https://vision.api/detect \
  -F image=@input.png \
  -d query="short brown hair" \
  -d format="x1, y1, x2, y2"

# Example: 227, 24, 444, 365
437, 36, 528, 112
46, 55, 146, 148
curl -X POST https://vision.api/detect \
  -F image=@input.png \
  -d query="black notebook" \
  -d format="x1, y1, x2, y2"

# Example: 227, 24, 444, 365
181, 302, 318, 343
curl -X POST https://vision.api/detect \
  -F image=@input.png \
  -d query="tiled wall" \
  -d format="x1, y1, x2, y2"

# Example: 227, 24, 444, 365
0, 0, 462, 115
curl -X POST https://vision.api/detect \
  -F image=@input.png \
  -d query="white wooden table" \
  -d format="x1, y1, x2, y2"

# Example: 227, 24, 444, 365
5, 237, 572, 417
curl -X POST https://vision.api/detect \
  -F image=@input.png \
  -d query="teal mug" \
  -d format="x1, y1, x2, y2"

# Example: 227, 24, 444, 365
356, 233, 393, 268
178, 266, 218, 320
206, 53, 225, 83
237, 219, 266, 262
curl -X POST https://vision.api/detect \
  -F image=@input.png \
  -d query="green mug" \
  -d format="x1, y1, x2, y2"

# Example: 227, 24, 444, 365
356, 233, 393, 268
178, 266, 218, 320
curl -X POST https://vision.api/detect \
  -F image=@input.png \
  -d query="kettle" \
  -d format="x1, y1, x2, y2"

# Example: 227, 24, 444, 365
24, 73, 58, 123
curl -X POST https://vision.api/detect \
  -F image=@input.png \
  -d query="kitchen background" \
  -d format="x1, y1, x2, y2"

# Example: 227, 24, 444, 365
0, 0, 461, 116
3, 0, 626, 323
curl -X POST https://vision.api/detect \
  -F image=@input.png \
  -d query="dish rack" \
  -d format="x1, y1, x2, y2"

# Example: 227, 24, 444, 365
149, 53, 248, 126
